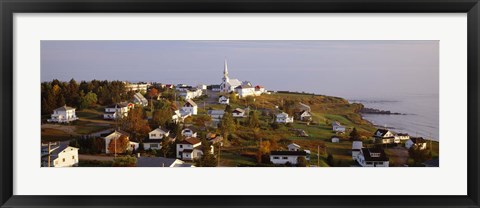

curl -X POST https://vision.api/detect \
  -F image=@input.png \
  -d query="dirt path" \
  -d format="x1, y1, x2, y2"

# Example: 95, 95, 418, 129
41, 124, 78, 136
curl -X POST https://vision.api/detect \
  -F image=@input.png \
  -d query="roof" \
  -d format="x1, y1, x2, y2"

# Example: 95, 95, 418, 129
361, 148, 389, 162
208, 110, 225, 115
276, 112, 289, 117
54, 105, 75, 111
106, 102, 129, 109
102, 130, 129, 138
133, 92, 148, 103
233, 108, 245, 113
179, 137, 201, 145
270, 151, 307, 156
255, 85, 264, 89
332, 121, 344, 127
136, 157, 179, 167
288, 143, 301, 148
410, 137, 426, 144
184, 99, 197, 107
374, 129, 390, 137
397, 133, 409, 136
228, 79, 242, 87
150, 127, 169, 135
235, 84, 254, 89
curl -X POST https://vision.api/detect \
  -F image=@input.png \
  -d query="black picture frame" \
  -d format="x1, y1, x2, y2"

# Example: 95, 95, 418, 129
1, 0, 479, 207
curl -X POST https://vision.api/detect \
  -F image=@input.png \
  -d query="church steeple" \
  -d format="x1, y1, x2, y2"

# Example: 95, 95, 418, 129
224, 58, 229, 78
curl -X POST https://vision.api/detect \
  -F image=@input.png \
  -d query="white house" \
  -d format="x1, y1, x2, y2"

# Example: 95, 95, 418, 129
352, 141, 363, 160
270, 151, 308, 165
206, 133, 224, 145
276, 112, 294, 123
41, 143, 79, 167
331, 137, 340, 143
218, 95, 229, 105
395, 133, 410, 142
102, 130, 130, 154
332, 121, 346, 133
287, 143, 301, 151
172, 110, 191, 123
142, 127, 170, 150
197, 84, 207, 90
133, 92, 148, 107
136, 157, 194, 167
356, 148, 389, 167
372, 129, 396, 144
220, 59, 242, 93
232, 108, 246, 118
182, 99, 198, 115
254, 85, 266, 94
126, 82, 150, 92
296, 110, 312, 121
103, 102, 133, 120
235, 85, 256, 98
405, 137, 427, 150
176, 137, 214, 161
181, 128, 197, 138
47, 105, 78, 123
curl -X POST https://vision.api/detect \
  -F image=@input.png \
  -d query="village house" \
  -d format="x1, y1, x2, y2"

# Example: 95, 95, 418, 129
405, 137, 427, 150
276, 112, 294, 123
41, 142, 79, 167
288, 143, 301, 151
176, 137, 214, 161
372, 129, 396, 144
332, 121, 346, 133
179, 88, 203, 100
232, 108, 247, 118
136, 156, 194, 167
255, 85, 266, 94
103, 102, 133, 120
142, 127, 170, 150
172, 109, 191, 123
351, 141, 363, 160
126, 82, 150, 92
101, 130, 138, 154
218, 95, 230, 105
331, 136, 340, 143
270, 151, 308, 165
356, 148, 389, 167
208, 110, 225, 122
235, 84, 256, 98
181, 128, 197, 138
47, 105, 78, 123
220, 59, 242, 93
210, 84, 221, 92
182, 99, 198, 115
197, 84, 207, 90
133, 92, 148, 107
395, 133, 410, 142
206, 133, 224, 145
295, 110, 312, 121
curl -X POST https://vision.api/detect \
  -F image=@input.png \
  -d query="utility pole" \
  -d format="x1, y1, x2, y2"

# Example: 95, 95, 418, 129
317, 145, 320, 167
48, 142, 51, 167
217, 145, 221, 167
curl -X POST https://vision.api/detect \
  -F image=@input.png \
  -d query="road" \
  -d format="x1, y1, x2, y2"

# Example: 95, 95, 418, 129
79, 154, 114, 161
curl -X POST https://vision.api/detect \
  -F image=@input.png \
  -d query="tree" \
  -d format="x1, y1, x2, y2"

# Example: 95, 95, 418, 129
220, 105, 236, 139
147, 87, 160, 99
107, 135, 130, 154
193, 114, 212, 129
195, 140, 217, 167
327, 153, 334, 167
152, 108, 173, 127
297, 156, 308, 167
112, 156, 137, 167
121, 108, 151, 142
247, 111, 260, 128
257, 140, 271, 163
349, 127, 360, 141
160, 137, 171, 157
408, 147, 430, 166
79, 91, 98, 109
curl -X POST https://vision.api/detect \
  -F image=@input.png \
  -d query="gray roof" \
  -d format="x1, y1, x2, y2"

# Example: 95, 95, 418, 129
184, 99, 197, 107
133, 92, 148, 104
54, 105, 75, 111
136, 157, 178, 167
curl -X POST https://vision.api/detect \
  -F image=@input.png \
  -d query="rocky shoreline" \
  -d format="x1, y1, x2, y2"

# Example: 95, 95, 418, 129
359, 107, 406, 115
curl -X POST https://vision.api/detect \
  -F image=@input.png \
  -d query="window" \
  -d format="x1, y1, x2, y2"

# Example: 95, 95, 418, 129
282, 157, 288, 159
62, 158, 65, 162
72, 156, 75, 159
151, 134, 156, 137
273, 157, 279, 159
150, 144, 159, 148
180, 145, 183, 148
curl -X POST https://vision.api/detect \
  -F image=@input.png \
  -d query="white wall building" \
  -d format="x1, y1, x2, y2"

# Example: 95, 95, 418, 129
405, 137, 427, 150
235, 85, 256, 98
220, 59, 242, 93
352, 141, 363, 160
232, 108, 246, 118
181, 128, 197, 138
47, 105, 78, 123
332, 121, 346, 133
136, 157, 194, 167
356, 148, 389, 167
102, 130, 130, 154
41, 143, 79, 167
331, 137, 340, 143
182, 99, 198, 115
288, 143, 301, 151
270, 151, 308, 165
176, 137, 214, 161
103, 102, 133, 120
133, 92, 148, 107
218, 95, 230, 105
276, 112, 294, 123
372, 129, 396, 144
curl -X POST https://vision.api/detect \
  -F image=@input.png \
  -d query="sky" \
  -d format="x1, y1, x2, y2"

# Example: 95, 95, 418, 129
41, 40, 439, 99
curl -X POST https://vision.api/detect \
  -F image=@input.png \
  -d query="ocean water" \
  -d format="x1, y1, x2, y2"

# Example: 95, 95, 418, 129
349, 93, 439, 141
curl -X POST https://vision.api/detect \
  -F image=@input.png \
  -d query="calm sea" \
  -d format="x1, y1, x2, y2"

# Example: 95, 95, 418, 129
348, 93, 439, 141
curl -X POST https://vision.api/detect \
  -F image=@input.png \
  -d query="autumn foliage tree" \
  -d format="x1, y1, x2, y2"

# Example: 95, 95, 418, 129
121, 107, 151, 142
108, 135, 130, 154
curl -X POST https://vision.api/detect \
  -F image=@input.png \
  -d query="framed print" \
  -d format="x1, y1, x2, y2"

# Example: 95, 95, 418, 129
1, 0, 479, 207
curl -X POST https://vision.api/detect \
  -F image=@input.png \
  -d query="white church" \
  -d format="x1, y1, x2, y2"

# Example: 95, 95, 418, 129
219, 59, 266, 97
220, 59, 242, 93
